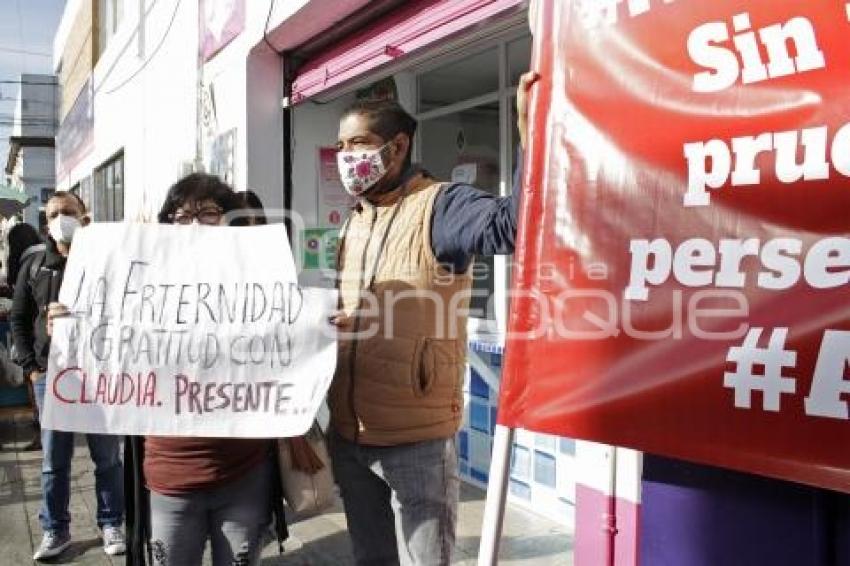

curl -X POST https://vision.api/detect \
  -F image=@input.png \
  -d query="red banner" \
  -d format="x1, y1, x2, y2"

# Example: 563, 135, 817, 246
500, 0, 850, 492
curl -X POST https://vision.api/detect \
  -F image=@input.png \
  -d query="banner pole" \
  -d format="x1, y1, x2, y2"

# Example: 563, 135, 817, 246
604, 446, 619, 566
478, 424, 515, 566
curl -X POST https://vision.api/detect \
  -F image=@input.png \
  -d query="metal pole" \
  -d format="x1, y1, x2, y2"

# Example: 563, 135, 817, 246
281, 53, 293, 244
195, 2, 204, 171
603, 446, 619, 566
478, 424, 515, 566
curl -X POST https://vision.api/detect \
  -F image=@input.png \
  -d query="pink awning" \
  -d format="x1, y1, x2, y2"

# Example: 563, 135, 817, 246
291, 0, 526, 104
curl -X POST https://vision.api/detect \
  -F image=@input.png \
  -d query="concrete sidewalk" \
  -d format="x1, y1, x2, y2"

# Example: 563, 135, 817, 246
0, 412, 572, 565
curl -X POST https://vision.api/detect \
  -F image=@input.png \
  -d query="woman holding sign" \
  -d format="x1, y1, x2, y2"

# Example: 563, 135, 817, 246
120, 173, 286, 566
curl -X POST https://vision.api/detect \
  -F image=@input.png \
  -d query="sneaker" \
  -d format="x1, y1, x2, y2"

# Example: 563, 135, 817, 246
102, 525, 126, 556
33, 530, 71, 561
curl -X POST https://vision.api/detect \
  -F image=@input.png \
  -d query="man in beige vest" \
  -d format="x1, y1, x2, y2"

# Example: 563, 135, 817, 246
329, 72, 538, 565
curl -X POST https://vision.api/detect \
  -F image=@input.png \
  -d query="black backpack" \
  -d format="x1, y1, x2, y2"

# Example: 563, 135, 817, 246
25, 250, 61, 304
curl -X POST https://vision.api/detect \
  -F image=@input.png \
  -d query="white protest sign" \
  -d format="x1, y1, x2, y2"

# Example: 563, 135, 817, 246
43, 222, 337, 438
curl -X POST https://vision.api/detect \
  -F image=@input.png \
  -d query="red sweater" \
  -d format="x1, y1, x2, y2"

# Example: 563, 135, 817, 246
144, 436, 270, 495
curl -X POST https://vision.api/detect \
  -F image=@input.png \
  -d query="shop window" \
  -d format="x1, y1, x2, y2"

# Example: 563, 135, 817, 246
93, 152, 124, 221
559, 438, 577, 456
98, 0, 125, 56
416, 34, 531, 324
534, 450, 557, 489
418, 49, 499, 112
511, 444, 531, 480
78, 175, 94, 216
509, 478, 532, 500
508, 36, 533, 87
419, 103, 499, 319
419, 103, 501, 191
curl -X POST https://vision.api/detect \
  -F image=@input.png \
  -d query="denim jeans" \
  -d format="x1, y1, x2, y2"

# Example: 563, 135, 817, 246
148, 458, 272, 566
33, 374, 124, 534
330, 433, 459, 566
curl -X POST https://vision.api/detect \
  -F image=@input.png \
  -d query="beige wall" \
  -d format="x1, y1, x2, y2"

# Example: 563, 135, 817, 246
59, 0, 97, 121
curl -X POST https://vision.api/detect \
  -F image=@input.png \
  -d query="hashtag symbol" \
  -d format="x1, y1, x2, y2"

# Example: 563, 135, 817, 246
578, 0, 621, 29
723, 328, 797, 412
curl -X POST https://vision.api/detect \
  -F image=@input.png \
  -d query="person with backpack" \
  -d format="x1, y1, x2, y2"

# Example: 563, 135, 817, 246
10, 191, 126, 561
6, 221, 46, 451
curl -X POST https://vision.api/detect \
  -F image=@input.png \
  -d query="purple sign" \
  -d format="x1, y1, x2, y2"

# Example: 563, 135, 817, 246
199, 0, 246, 62
56, 79, 94, 178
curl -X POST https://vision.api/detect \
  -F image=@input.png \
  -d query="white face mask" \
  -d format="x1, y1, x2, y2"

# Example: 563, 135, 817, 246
337, 142, 391, 197
48, 214, 82, 244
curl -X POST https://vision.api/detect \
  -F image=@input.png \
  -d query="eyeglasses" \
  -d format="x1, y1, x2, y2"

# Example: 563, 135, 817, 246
170, 206, 224, 226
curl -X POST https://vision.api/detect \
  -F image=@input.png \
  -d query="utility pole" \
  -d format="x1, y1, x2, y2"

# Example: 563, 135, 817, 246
194, 1, 204, 172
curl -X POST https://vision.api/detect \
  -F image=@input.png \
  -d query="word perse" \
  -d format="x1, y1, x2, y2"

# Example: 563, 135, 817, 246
627, 237, 849, 302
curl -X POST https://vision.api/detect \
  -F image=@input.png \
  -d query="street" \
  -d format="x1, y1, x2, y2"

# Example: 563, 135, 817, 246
0, 410, 572, 565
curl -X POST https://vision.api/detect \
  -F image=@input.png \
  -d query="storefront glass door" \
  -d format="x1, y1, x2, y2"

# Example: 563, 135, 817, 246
416, 33, 531, 330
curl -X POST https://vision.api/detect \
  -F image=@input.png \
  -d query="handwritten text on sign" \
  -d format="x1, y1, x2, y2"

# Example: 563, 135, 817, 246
44, 223, 337, 438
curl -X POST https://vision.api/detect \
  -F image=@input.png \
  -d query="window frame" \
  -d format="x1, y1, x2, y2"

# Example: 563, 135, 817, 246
98, 0, 126, 56
411, 27, 531, 335
93, 150, 125, 221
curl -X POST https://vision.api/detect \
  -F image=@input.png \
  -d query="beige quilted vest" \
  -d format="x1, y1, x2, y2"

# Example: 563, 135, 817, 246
329, 173, 473, 446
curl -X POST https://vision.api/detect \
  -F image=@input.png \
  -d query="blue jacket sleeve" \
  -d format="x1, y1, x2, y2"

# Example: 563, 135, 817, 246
430, 154, 523, 272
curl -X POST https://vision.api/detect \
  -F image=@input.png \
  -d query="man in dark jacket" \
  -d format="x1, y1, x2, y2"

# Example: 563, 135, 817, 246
11, 191, 126, 561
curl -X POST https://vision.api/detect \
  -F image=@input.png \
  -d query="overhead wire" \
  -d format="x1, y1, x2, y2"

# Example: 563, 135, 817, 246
103, 0, 183, 95
89, 0, 160, 95
15, 0, 26, 70
0, 46, 51, 57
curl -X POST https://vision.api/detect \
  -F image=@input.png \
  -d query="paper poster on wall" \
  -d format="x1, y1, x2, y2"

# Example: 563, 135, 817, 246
201, 83, 218, 140
451, 163, 477, 185
317, 147, 354, 227
301, 228, 339, 271
43, 223, 337, 438
199, 0, 245, 61
209, 128, 236, 186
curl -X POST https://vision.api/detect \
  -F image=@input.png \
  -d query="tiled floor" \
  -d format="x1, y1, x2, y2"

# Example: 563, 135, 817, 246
0, 411, 573, 565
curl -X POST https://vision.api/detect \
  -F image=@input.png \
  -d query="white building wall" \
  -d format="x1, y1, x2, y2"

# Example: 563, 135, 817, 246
55, 0, 198, 221
53, 0, 324, 221
244, 46, 283, 210
53, 0, 419, 224
200, 0, 311, 210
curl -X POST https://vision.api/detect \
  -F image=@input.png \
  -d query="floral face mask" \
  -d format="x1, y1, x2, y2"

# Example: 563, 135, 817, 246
337, 142, 392, 197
